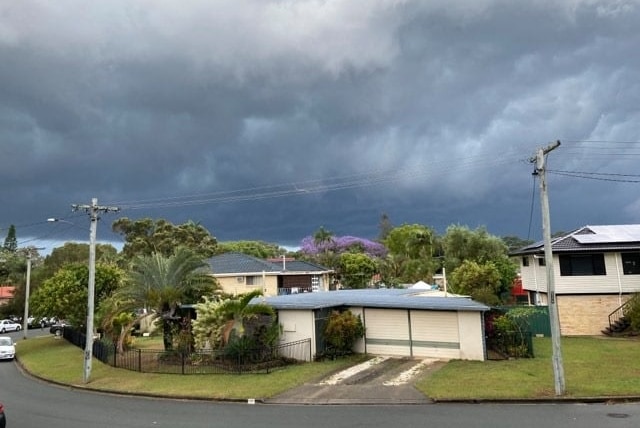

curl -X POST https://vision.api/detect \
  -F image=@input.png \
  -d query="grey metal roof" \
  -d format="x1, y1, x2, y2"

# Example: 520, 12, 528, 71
207, 252, 332, 275
253, 289, 489, 312
510, 225, 640, 255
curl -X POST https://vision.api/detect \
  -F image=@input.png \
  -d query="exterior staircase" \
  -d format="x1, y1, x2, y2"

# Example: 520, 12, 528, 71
602, 316, 631, 336
602, 300, 633, 336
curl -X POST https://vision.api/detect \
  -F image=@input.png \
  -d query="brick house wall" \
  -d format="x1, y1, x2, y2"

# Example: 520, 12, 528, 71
557, 294, 627, 335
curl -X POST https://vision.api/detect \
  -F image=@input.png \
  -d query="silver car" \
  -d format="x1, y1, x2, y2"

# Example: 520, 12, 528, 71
0, 320, 21, 333
0, 336, 15, 361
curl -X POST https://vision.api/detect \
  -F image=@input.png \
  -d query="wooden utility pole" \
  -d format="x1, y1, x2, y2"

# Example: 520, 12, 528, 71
530, 140, 565, 395
72, 198, 119, 383
22, 246, 44, 339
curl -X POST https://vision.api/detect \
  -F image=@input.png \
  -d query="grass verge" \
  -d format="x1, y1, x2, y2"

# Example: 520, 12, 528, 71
16, 336, 367, 400
417, 336, 640, 400
17, 335, 640, 401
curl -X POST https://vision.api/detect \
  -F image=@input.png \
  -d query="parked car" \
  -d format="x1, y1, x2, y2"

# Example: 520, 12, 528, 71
49, 321, 70, 336
0, 401, 5, 428
0, 320, 21, 334
0, 337, 15, 361
27, 316, 53, 329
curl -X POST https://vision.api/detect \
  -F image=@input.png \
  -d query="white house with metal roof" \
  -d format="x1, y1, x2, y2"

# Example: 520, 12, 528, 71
258, 288, 489, 361
511, 224, 640, 335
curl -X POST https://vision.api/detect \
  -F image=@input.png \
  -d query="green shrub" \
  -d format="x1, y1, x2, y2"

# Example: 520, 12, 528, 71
625, 293, 640, 332
323, 310, 364, 355
223, 335, 257, 362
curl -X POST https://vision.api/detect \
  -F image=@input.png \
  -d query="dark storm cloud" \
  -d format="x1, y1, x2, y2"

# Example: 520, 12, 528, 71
1, 0, 640, 251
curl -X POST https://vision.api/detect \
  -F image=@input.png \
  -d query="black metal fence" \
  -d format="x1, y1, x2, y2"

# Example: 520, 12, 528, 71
61, 327, 311, 375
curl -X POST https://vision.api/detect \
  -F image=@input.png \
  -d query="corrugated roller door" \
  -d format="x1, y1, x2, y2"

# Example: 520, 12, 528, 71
365, 309, 411, 356
410, 310, 461, 359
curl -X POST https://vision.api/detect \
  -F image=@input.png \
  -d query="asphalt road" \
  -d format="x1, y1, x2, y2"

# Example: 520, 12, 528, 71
1, 330, 640, 427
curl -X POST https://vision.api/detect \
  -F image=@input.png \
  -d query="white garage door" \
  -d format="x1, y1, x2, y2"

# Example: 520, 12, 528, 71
410, 310, 461, 359
364, 309, 411, 356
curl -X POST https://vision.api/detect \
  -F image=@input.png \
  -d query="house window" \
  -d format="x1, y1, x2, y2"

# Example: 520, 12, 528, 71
537, 257, 546, 267
559, 253, 606, 276
622, 253, 640, 275
245, 276, 261, 286
522, 257, 529, 267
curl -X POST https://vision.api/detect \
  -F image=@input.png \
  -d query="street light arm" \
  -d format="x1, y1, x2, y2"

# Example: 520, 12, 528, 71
47, 218, 72, 224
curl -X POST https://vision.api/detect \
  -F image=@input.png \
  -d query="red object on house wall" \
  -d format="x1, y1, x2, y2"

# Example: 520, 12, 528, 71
511, 277, 527, 296
508, 277, 528, 304
0, 285, 15, 305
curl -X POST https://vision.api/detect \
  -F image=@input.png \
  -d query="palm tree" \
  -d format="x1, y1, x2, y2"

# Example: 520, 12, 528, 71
217, 289, 275, 346
117, 247, 218, 351
313, 226, 338, 271
313, 226, 334, 247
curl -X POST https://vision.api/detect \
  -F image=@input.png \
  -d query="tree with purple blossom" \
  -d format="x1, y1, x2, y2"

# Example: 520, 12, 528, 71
300, 229, 387, 289
300, 235, 387, 258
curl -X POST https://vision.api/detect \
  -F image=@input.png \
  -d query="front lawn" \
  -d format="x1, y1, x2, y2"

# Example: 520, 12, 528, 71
16, 336, 367, 400
417, 336, 640, 400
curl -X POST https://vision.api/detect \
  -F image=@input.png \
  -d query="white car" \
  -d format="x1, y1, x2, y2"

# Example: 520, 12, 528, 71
0, 336, 15, 360
0, 320, 21, 333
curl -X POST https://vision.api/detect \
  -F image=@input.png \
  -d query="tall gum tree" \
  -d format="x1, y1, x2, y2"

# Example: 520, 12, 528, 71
112, 218, 218, 260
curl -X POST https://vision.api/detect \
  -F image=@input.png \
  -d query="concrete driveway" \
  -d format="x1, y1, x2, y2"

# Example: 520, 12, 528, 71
265, 356, 445, 405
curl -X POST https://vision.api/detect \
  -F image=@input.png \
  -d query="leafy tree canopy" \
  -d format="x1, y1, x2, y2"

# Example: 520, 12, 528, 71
384, 224, 436, 259
339, 252, 378, 289
380, 224, 439, 285
42, 242, 118, 277
0, 248, 26, 284
112, 218, 217, 260
0, 247, 47, 318
502, 235, 534, 253
216, 240, 287, 259
449, 260, 502, 306
442, 225, 509, 273
29, 262, 124, 326
443, 225, 516, 304
3, 225, 17, 253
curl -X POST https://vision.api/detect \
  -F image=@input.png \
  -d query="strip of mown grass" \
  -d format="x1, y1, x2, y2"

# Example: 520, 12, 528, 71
16, 336, 367, 400
417, 336, 640, 400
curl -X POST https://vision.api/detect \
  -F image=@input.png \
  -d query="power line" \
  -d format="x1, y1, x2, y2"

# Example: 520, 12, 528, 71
548, 171, 640, 183
549, 169, 640, 178
106, 154, 522, 211
562, 140, 640, 144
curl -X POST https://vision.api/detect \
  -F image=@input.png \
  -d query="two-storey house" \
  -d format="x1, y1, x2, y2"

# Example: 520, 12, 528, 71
511, 225, 640, 335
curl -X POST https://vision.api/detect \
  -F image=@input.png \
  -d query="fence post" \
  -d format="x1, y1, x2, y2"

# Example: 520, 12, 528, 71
113, 343, 117, 367
182, 352, 186, 375
138, 349, 142, 372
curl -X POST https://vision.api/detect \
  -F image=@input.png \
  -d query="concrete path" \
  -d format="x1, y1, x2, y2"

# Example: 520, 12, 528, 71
264, 356, 445, 405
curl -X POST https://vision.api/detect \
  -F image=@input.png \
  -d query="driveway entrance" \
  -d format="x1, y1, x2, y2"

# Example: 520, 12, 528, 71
265, 356, 445, 405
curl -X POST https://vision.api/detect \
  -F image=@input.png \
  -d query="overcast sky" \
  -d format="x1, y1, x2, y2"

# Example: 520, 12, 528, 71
2, 0, 640, 253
